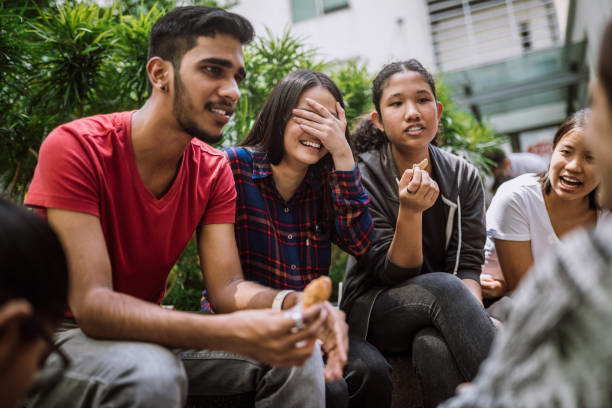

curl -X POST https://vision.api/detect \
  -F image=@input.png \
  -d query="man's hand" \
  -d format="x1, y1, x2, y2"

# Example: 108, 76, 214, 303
315, 302, 348, 382
223, 304, 327, 367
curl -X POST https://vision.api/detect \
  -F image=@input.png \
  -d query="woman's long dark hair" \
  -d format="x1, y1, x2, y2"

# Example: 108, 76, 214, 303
240, 69, 351, 172
353, 59, 438, 154
538, 109, 598, 209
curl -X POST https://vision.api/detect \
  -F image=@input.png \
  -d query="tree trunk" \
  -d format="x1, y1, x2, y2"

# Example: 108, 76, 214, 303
7, 160, 22, 201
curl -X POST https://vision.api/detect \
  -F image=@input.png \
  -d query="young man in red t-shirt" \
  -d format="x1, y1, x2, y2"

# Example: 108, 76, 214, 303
24, 6, 347, 407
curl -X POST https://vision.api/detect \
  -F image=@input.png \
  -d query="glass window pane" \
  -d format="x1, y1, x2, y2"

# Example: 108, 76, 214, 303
323, 0, 348, 13
291, 0, 318, 22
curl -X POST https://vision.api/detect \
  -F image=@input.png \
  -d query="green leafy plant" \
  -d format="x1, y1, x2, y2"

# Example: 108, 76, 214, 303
1, 1, 119, 200
0, 2, 59, 200
328, 59, 372, 127
102, 4, 166, 110
161, 238, 205, 311
28, 2, 116, 118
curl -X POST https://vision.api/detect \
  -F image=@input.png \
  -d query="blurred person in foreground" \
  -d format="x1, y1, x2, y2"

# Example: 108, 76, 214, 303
441, 18, 612, 407
0, 198, 69, 408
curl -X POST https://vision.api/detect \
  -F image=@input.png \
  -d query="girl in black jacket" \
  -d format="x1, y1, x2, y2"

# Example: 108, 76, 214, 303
340, 60, 496, 408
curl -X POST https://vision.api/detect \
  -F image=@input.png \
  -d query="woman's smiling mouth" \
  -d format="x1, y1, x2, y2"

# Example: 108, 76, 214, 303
300, 139, 322, 150
559, 175, 583, 191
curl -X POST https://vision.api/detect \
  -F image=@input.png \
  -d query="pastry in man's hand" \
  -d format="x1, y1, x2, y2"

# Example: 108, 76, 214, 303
302, 276, 332, 309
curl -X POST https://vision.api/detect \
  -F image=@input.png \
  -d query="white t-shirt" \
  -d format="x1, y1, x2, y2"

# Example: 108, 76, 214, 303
487, 173, 608, 261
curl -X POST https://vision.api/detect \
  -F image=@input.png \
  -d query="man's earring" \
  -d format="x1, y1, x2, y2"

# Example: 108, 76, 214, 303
159, 84, 166, 92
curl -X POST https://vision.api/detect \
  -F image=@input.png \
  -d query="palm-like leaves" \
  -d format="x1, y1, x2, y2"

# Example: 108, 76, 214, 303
106, 4, 166, 109
329, 60, 372, 128
28, 3, 115, 117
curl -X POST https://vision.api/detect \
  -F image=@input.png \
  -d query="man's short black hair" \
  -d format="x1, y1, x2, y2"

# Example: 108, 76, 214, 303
147, 6, 254, 94
0, 199, 68, 331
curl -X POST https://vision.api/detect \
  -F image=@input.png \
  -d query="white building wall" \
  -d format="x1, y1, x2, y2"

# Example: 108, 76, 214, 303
567, 0, 612, 76
230, 0, 437, 73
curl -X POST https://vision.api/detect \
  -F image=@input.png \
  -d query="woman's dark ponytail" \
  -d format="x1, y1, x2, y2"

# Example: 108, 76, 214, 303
352, 115, 387, 154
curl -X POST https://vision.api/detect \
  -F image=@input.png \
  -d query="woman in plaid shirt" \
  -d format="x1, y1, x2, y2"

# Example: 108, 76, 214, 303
224, 70, 391, 408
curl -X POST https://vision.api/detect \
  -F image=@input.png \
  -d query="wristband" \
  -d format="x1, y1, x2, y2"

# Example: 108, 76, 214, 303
272, 290, 295, 311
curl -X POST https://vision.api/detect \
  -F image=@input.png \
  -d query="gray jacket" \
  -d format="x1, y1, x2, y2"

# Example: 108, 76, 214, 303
340, 143, 486, 338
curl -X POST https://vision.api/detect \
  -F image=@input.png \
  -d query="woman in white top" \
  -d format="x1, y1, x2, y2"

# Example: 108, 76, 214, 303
485, 109, 602, 294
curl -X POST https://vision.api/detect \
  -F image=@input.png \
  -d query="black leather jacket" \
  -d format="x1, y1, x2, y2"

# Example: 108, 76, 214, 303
340, 142, 486, 338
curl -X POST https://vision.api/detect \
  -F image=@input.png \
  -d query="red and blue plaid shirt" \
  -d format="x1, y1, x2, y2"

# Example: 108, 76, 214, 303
202, 146, 374, 310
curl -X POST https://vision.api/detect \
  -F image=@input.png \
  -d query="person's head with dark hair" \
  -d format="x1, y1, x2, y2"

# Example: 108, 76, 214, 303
587, 19, 612, 210
240, 69, 350, 171
147, 6, 254, 94
538, 109, 599, 210
239, 69, 351, 232
145, 6, 253, 145
0, 198, 69, 407
484, 148, 509, 175
352, 59, 443, 155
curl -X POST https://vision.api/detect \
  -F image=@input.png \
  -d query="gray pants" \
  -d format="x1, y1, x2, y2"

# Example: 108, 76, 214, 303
25, 322, 325, 408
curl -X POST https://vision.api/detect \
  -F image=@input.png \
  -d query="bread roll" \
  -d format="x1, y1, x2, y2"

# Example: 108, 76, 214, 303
302, 276, 332, 308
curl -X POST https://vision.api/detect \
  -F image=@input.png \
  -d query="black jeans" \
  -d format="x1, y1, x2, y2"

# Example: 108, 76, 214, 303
367, 272, 495, 408
326, 335, 392, 408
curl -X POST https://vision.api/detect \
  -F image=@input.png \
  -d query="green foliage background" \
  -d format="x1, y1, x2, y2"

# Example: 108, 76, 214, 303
1, 0, 504, 311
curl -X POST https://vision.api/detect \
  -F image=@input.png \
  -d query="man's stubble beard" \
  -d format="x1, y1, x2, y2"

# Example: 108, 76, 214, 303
172, 70, 224, 145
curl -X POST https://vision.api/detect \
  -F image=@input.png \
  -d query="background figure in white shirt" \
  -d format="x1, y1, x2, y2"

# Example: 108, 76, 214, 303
494, 151, 547, 179
484, 149, 547, 202
482, 109, 605, 303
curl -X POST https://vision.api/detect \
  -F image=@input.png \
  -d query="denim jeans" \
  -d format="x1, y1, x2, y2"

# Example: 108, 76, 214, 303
341, 336, 392, 408
24, 321, 325, 408
367, 272, 495, 408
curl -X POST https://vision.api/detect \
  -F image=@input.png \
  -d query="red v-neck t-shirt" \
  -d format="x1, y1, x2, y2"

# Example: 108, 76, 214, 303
26, 111, 236, 304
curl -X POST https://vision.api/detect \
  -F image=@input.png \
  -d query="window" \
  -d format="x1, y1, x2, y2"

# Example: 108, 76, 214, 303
427, 0, 560, 71
519, 21, 532, 52
291, 0, 349, 23
323, 0, 348, 13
